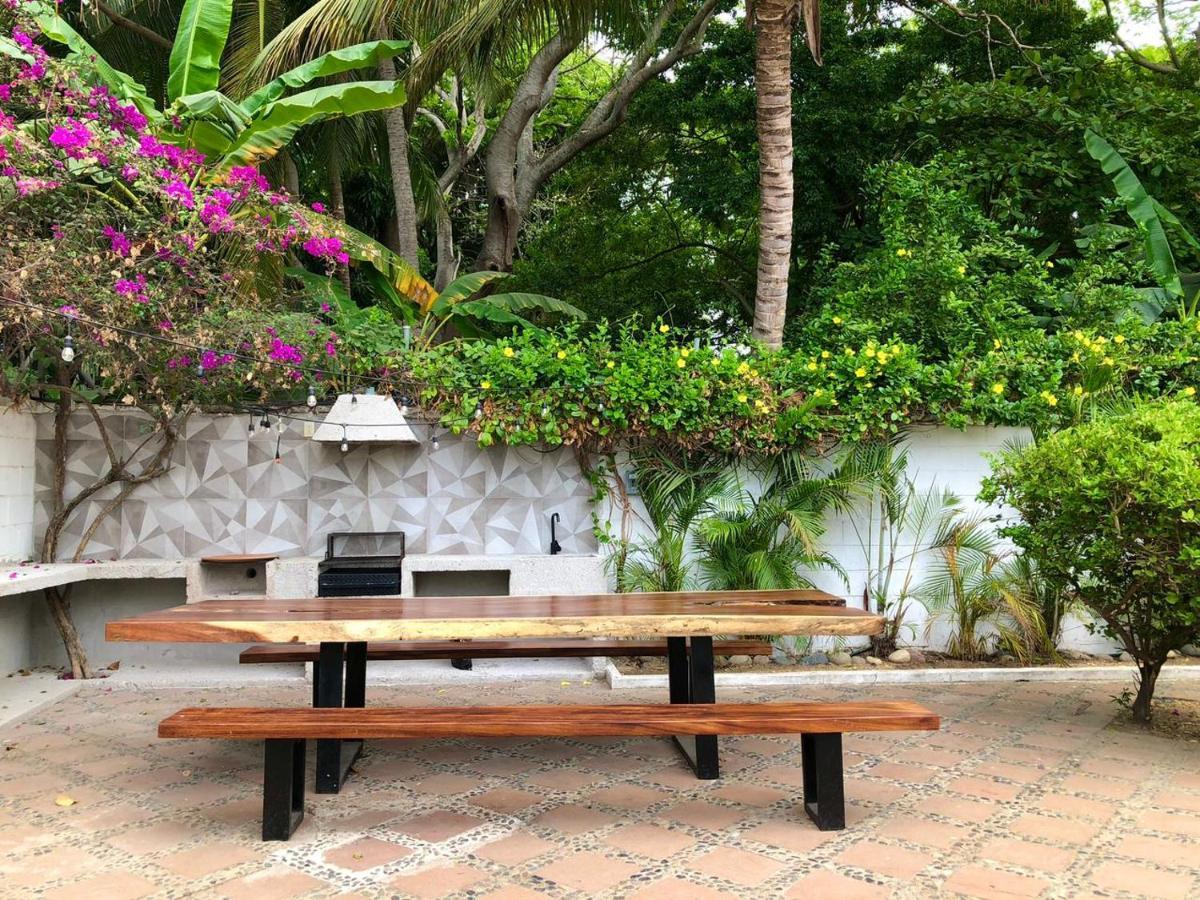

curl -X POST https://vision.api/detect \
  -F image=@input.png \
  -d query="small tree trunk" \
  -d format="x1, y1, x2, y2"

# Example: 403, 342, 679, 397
1131, 659, 1163, 723
44, 586, 89, 679
433, 201, 460, 290
281, 149, 301, 198
378, 56, 421, 267
751, 1, 795, 350
327, 141, 353, 297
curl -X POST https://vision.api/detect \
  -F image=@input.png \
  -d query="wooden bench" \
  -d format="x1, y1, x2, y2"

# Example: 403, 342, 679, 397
160, 700, 939, 840
239, 638, 774, 664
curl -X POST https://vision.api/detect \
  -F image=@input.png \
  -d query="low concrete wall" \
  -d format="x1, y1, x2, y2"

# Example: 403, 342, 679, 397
0, 405, 35, 562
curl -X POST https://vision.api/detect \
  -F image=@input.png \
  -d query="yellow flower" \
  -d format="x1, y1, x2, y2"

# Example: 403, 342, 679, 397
710, 358, 720, 368
820, 350, 831, 359
754, 399, 766, 409
1073, 385, 1083, 396
1195, 322, 1200, 333
844, 347, 855, 356
502, 347, 515, 358
1045, 260, 1054, 269
1040, 390, 1058, 407
832, 316, 843, 325
737, 393, 748, 403
1185, 386, 1197, 397
606, 360, 615, 369
1103, 356, 1114, 366
1113, 335, 1125, 344
750, 368, 759, 378
865, 347, 876, 358
681, 347, 690, 358
659, 324, 670, 334
896, 248, 908, 257
993, 339, 1002, 350
1071, 352, 1080, 362
957, 265, 967, 276
807, 362, 818, 372
480, 380, 491, 390
676, 358, 686, 368
737, 361, 750, 375
855, 367, 867, 378
991, 382, 1005, 395
876, 353, 889, 365
557, 350, 567, 360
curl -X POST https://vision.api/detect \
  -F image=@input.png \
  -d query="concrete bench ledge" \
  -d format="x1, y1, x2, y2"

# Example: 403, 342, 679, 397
0, 558, 187, 598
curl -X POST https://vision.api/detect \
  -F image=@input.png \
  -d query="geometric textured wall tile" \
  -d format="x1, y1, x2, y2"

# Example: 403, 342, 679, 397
426, 495, 486, 554
244, 498, 307, 555
184, 499, 245, 557
185, 440, 247, 500
120, 498, 189, 558
37, 412, 597, 561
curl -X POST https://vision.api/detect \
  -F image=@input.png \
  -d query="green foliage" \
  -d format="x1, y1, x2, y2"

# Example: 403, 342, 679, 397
982, 399, 1200, 719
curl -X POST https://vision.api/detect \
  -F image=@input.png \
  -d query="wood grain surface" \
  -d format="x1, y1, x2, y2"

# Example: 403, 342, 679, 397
159, 701, 940, 739
107, 590, 880, 643
239, 638, 775, 663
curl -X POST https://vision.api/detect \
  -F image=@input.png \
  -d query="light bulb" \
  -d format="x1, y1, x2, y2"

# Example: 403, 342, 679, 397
306, 386, 317, 408
431, 434, 440, 451
350, 394, 357, 405
340, 439, 349, 453
276, 418, 285, 434
259, 413, 269, 429
474, 404, 483, 420
61, 335, 75, 363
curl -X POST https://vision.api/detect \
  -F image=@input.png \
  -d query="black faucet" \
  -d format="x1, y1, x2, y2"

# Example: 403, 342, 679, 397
549, 513, 562, 555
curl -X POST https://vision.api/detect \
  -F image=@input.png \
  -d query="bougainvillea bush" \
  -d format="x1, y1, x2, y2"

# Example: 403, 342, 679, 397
0, 4, 366, 677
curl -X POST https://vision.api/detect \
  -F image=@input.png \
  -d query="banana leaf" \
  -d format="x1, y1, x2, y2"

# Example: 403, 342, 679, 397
168, 0, 234, 101
428, 271, 508, 316
242, 40, 410, 115
450, 300, 538, 331
34, 10, 160, 118
217, 80, 405, 170
483, 292, 586, 321
0, 35, 33, 63
1085, 129, 1182, 297
304, 213, 438, 308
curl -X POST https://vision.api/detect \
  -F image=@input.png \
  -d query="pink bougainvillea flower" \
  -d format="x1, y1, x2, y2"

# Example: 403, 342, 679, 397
162, 178, 195, 209
311, 202, 326, 213
101, 225, 131, 256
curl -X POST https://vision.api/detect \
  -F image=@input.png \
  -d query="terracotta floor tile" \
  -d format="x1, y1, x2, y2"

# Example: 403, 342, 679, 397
689, 845, 785, 887
531, 804, 618, 834
1059, 773, 1137, 800
158, 841, 259, 878
837, 840, 935, 879
1134, 809, 1200, 838
216, 865, 328, 900
470, 787, 540, 813
388, 863, 486, 897
1009, 814, 1100, 845
105, 820, 199, 854
44, 871, 160, 900
664, 799, 747, 831
586, 783, 669, 809
535, 849, 641, 892
474, 830, 557, 865
1111, 833, 1199, 867
323, 836, 411, 871
392, 809, 484, 842
944, 864, 1051, 899
946, 775, 1023, 803
603, 822, 696, 859
627, 875, 741, 899
978, 837, 1077, 873
784, 869, 890, 899
876, 815, 963, 849
1090, 860, 1195, 899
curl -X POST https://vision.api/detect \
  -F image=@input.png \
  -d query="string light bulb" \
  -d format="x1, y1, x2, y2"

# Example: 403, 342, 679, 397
306, 385, 317, 408
60, 334, 75, 363
259, 412, 270, 430
340, 425, 349, 454
431, 431, 440, 451
474, 403, 483, 420
276, 416, 285, 434
399, 394, 411, 416
248, 414, 256, 437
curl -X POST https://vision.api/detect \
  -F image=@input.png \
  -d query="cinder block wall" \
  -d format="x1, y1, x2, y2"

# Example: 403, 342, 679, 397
0, 405, 36, 562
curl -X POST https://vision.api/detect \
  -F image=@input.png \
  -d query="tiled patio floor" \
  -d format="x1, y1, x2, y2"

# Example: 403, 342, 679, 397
1, 677, 1198, 898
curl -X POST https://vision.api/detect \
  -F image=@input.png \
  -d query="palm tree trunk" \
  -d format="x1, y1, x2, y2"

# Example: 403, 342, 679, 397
327, 141, 353, 297
752, 1, 795, 350
378, 57, 421, 267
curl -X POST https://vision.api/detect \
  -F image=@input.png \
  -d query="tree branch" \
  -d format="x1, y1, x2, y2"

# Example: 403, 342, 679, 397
1100, 0, 1180, 74
95, 0, 173, 52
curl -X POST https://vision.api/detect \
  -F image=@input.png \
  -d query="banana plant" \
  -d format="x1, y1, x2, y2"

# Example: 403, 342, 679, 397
29, 0, 407, 172
1085, 130, 1200, 318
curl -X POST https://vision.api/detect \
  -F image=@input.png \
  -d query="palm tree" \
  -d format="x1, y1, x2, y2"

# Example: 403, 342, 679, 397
748, 0, 821, 350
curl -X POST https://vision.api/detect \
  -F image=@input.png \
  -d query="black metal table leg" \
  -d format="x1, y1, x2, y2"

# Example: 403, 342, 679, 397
669, 636, 720, 780
262, 738, 305, 840
801, 732, 845, 830
315, 641, 362, 794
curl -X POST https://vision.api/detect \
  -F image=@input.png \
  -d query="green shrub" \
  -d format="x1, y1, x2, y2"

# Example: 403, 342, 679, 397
982, 400, 1200, 721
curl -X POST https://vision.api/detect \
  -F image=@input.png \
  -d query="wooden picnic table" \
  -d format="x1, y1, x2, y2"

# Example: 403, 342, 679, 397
107, 589, 883, 793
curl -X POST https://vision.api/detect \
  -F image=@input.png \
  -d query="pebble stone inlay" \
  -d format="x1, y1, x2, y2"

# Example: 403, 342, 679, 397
1, 678, 1198, 898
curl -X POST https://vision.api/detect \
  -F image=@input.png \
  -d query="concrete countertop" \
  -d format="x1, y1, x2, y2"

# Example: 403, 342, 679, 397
0, 559, 187, 598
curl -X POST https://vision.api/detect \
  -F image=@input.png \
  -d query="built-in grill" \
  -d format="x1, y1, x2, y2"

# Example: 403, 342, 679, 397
317, 531, 405, 597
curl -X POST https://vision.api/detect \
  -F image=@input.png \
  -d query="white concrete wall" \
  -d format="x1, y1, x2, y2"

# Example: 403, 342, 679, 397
0, 405, 35, 562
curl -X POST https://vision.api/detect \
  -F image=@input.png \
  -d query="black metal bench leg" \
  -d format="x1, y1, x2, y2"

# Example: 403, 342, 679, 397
801, 732, 845, 830
263, 739, 305, 841
316, 641, 361, 794
669, 636, 720, 780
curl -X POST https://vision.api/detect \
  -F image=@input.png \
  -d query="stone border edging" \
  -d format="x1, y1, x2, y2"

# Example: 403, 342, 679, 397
604, 660, 1200, 689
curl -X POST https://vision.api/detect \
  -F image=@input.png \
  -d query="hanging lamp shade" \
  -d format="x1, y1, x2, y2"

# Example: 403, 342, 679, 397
312, 393, 419, 445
